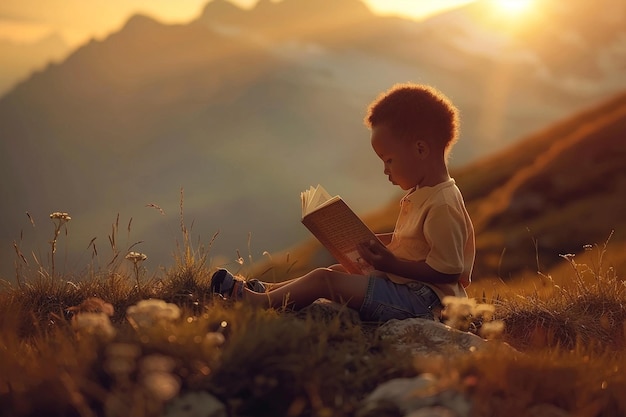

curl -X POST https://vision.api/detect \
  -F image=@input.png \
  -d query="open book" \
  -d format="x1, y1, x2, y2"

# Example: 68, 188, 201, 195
301, 184, 381, 274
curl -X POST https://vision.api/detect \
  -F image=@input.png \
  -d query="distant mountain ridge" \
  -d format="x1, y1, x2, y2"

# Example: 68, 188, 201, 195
0, 0, 625, 279
200, 0, 373, 36
0, 32, 69, 96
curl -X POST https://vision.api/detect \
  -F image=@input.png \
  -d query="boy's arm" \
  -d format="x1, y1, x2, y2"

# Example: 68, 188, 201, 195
357, 239, 460, 284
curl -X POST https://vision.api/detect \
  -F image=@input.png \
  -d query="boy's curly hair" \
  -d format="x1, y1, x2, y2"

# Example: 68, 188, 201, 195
364, 83, 460, 157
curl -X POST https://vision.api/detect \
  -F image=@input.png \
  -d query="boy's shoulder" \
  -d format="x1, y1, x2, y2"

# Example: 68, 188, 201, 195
406, 179, 465, 208
407, 179, 457, 199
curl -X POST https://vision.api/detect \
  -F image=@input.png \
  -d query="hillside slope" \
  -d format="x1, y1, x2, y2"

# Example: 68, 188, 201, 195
465, 92, 626, 280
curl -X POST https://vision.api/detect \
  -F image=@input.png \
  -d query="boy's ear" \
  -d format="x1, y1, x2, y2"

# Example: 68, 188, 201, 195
415, 140, 430, 159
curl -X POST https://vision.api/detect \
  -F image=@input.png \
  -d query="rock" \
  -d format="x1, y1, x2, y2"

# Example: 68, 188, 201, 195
377, 318, 488, 356
356, 399, 404, 417
164, 391, 227, 417
296, 298, 361, 325
357, 375, 471, 417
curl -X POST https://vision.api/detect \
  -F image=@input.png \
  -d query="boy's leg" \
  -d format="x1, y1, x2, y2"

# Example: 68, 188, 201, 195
260, 277, 297, 291
258, 264, 346, 291
244, 267, 369, 311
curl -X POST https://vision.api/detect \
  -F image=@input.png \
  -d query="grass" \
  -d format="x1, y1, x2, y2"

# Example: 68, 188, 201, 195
1, 211, 626, 417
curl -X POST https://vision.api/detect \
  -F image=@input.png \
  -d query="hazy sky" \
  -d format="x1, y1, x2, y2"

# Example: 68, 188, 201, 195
0, 0, 474, 47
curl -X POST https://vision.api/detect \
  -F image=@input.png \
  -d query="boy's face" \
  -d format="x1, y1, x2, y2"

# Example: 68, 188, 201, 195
370, 124, 426, 190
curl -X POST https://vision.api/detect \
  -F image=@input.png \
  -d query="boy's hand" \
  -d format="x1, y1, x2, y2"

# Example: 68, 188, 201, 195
357, 239, 397, 273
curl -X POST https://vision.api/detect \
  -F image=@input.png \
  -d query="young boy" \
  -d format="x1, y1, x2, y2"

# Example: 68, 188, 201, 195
211, 83, 475, 322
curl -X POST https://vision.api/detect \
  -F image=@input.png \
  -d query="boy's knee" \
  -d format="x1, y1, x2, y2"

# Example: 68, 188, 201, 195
328, 264, 346, 272
306, 267, 335, 284
311, 267, 332, 278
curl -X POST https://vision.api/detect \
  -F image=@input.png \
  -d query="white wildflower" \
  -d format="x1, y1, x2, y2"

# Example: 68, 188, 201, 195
442, 296, 502, 336
50, 212, 72, 222
203, 332, 225, 350
104, 343, 141, 378
141, 372, 181, 402
141, 354, 176, 373
72, 312, 116, 341
479, 320, 506, 340
442, 296, 477, 331
126, 299, 181, 329
68, 297, 114, 316
474, 303, 496, 321
125, 251, 148, 263
140, 354, 180, 402
126, 251, 148, 290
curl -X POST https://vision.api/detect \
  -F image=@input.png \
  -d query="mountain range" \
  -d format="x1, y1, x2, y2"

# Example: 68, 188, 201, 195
1, 0, 625, 279
0, 32, 69, 97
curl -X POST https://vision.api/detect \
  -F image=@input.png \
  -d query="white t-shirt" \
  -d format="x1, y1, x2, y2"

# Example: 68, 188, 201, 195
385, 178, 475, 299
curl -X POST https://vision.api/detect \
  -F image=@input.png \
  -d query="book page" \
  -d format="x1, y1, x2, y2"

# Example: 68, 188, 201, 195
301, 184, 333, 217
302, 195, 380, 274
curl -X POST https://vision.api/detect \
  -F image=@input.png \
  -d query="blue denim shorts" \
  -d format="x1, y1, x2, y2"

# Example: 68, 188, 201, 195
359, 275, 442, 322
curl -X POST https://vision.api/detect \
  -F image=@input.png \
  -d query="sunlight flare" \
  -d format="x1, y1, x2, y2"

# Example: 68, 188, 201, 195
479, 0, 539, 33
490, 0, 534, 16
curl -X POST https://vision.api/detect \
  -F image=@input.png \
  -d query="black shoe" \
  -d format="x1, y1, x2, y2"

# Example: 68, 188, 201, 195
246, 278, 266, 293
210, 269, 266, 299
210, 268, 237, 298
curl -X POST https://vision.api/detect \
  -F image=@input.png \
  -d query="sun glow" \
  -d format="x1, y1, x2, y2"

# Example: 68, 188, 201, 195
491, 0, 534, 15
479, 0, 539, 31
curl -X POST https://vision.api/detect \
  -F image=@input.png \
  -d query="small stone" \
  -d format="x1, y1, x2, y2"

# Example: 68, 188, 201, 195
164, 391, 227, 417
358, 375, 471, 417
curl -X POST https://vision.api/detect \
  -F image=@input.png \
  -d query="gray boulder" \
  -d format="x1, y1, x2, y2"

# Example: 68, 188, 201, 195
357, 374, 471, 417
376, 318, 488, 356
164, 391, 227, 417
